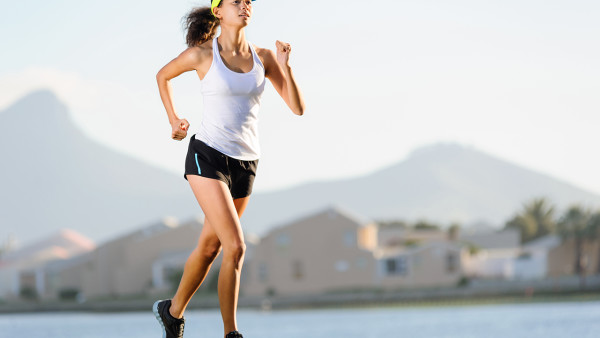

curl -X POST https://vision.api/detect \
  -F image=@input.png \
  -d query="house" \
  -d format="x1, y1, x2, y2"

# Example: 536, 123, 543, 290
515, 234, 561, 279
243, 207, 378, 297
375, 240, 463, 289
0, 229, 95, 299
374, 224, 465, 288
459, 228, 520, 250
458, 228, 552, 280
547, 236, 600, 277
46, 217, 202, 299
243, 206, 466, 297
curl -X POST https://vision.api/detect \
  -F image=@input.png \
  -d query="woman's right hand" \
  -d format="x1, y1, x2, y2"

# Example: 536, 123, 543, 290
171, 118, 190, 141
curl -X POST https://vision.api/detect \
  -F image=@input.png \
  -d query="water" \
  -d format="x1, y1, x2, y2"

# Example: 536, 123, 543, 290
1, 300, 599, 338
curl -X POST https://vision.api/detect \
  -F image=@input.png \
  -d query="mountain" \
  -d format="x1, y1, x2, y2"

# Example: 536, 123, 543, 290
2, 89, 600, 246
0, 89, 198, 244
240, 143, 600, 235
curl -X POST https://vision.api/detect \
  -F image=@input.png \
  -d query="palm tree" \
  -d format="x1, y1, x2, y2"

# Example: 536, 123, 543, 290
557, 206, 594, 280
505, 198, 556, 243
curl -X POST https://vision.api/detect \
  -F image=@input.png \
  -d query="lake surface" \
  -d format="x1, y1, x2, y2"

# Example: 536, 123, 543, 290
1, 300, 599, 337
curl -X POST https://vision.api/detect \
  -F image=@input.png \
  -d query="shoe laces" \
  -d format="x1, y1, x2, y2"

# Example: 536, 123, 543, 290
175, 322, 185, 338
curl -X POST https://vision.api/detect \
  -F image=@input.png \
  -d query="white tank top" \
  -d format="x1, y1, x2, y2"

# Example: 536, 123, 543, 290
195, 36, 266, 160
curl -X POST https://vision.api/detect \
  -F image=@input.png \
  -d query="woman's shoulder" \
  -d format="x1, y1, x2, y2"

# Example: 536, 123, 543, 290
251, 43, 277, 67
251, 44, 273, 58
178, 39, 214, 63
190, 38, 214, 56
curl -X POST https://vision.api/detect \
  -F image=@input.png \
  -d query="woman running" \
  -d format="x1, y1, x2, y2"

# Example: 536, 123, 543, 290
153, 1, 305, 337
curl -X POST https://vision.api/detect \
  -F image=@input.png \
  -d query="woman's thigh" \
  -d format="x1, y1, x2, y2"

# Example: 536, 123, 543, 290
186, 175, 244, 246
197, 195, 251, 249
232, 196, 251, 218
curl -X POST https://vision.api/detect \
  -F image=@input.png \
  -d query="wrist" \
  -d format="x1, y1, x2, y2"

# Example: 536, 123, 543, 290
281, 63, 292, 74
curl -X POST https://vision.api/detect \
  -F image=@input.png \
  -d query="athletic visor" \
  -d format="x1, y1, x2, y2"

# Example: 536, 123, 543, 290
212, 0, 256, 17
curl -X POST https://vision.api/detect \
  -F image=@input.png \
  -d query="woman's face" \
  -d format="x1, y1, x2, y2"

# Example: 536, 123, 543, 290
215, 0, 253, 25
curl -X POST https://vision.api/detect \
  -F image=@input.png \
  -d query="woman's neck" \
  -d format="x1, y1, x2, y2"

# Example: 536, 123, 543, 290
217, 28, 248, 53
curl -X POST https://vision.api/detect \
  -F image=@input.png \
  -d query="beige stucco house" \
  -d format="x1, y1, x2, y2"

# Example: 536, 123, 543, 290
375, 240, 463, 289
243, 207, 378, 297
547, 236, 600, 277
47, 217, 202, 299
243, 206, 466, 297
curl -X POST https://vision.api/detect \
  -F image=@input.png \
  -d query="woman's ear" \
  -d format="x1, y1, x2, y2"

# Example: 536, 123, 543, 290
213, 7, 221, 20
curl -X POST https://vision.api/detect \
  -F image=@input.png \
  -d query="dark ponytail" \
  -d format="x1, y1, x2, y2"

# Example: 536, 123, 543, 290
182, 6, 220, 47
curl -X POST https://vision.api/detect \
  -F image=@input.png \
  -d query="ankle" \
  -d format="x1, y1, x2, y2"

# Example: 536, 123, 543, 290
168, 301, 184, 319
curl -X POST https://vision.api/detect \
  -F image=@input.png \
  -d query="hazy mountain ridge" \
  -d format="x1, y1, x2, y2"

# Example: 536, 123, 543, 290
2, 89, 599, 245
0, 90, 199, 244
240, 139, 600, 235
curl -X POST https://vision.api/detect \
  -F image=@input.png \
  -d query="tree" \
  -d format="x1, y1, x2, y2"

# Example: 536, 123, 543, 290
447, 223, 460, 241
414, 220, 440, 231
505, 198, 556, 243
557, 206, 594, 277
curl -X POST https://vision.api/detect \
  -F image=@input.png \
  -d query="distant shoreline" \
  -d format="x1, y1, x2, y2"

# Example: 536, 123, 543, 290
1, 288, 599, 314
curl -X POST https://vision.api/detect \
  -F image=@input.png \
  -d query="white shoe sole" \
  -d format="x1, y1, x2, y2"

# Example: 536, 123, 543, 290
153, 300, 167, 338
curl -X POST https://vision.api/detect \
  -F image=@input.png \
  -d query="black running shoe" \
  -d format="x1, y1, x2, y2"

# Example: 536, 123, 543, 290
153, 299, 185, 338
225, 331, 244, 338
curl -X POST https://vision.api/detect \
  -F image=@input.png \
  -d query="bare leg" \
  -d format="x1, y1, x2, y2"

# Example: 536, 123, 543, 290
169, 216, 222, 318
173, 175, 250, 335
170, 194, 250, 317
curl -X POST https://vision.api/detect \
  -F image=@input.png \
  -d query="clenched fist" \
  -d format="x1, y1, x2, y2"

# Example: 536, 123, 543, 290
276, 40, 292, 67
171, 118, 189, 141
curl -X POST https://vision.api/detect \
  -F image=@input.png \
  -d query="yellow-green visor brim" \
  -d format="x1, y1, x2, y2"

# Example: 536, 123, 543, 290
211, 0, 256, 17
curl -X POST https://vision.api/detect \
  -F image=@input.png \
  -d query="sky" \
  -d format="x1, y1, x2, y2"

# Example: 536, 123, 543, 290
1, 0, 599, 195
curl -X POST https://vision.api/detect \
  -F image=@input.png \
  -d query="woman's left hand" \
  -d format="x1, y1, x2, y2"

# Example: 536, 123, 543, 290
276, 40, 291, 67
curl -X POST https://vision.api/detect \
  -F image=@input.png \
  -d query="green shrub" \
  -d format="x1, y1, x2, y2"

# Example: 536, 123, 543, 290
20, 286, 38, 300
58, 288, 80, 301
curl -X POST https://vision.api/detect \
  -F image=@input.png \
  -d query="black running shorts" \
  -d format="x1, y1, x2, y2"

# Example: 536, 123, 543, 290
184, 134, 259, 199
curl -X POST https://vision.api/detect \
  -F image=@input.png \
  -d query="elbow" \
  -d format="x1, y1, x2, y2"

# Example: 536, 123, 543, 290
156, 71, 164, 83
295, 103, 306, 116
156, 69, 171, 83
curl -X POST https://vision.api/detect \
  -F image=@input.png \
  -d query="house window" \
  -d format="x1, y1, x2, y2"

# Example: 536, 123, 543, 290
344, 231, 356, 247
385, 257, 408, 276
385, 259, 397, 274
335, 260, 349, 272
276, 233, 290, 248
292, 260, 304, 280
446, 252, 458, 273
259, 262, 268, 282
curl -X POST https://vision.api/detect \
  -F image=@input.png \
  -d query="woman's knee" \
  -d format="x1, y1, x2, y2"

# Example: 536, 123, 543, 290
205, 244, 223, 260
197, 239, 222, 261
223, 241, 246, 263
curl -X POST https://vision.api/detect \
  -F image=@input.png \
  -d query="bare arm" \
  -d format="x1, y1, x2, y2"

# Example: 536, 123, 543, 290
264, 40, 306, 116
156, 47, 205, 140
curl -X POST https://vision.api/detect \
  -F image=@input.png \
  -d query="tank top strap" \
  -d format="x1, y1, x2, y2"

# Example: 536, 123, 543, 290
247, 41, 257, 58
248, 41, 262, 67
212, 37, 222, 67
